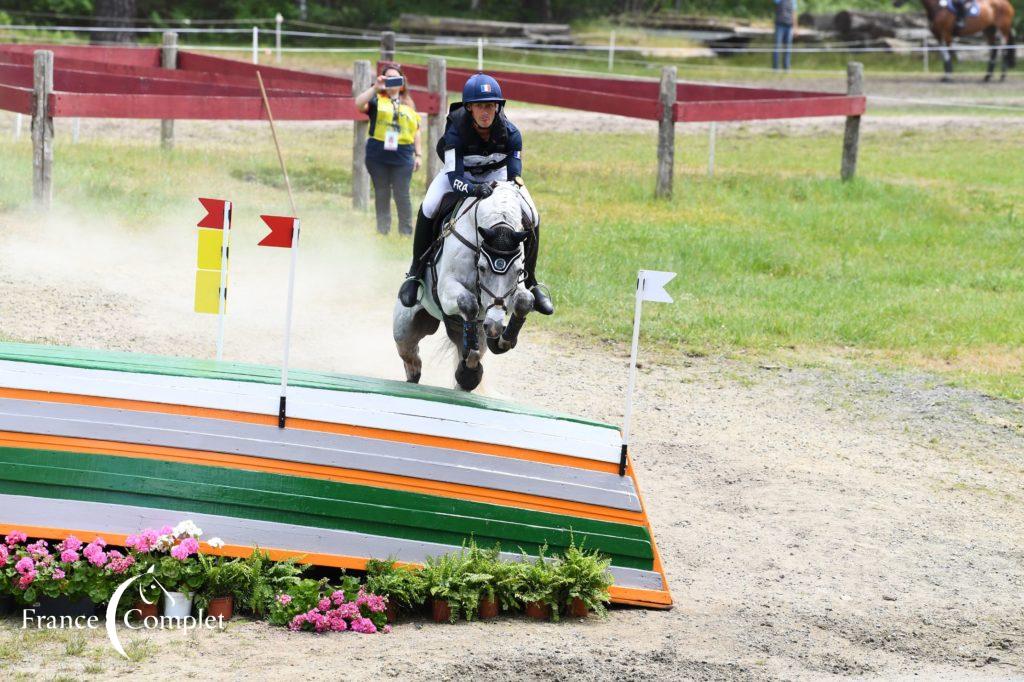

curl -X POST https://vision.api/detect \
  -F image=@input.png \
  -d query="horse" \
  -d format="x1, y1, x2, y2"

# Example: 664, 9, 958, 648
392, 181, 538, 392
894, 0, 1017, 82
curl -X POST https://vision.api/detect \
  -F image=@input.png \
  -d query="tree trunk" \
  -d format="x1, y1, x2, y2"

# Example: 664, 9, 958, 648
92, 0, 137, 45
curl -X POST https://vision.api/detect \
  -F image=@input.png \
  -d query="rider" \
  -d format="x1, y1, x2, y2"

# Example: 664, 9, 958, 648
952, 0, 969, 32
397, 72, 554, 316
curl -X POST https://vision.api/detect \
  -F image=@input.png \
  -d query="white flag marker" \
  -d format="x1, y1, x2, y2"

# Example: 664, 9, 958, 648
621, 269, 676, 476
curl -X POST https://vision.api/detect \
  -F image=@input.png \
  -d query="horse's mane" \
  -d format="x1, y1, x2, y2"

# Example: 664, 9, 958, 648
479, 183, 523, 230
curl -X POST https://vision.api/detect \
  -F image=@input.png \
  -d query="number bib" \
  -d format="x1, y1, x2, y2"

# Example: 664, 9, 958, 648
383, 128, 399, 151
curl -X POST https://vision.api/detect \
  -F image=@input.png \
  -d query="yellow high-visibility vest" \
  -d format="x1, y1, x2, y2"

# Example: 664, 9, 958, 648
369, 94, 419, 145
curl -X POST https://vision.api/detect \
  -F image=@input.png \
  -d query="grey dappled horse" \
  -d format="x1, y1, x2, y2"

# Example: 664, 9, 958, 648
393, 182, 539, 391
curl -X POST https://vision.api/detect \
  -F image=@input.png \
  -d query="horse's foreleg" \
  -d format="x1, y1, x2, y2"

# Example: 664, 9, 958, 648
439, 282, 483, 368
499, 287, 534, 352
940, 43, 954, 81
984, 29, 999, 81
393, 302, 437, 383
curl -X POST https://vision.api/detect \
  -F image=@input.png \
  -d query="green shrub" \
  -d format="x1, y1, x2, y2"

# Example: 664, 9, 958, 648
365, 559, 426, 614
556, 541, 613, 617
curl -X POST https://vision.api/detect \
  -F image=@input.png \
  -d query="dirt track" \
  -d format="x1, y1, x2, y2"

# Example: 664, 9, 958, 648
1, 208, 1022, 680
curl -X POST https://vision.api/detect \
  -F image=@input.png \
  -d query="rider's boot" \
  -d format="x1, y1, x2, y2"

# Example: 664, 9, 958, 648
398, 208, 434, 307
524, 224, 554, 316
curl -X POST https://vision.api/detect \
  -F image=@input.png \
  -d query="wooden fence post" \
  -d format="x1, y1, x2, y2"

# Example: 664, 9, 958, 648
841, 61, 863, 182
161, 31, 177, 150
655, 65, 677, 199
352, 60, 372, 211
380, 31, 396, 63
426, 57, 447, 189
32, 50, 54, 209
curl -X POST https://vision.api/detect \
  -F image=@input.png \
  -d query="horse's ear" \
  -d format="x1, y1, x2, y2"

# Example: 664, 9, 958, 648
478, 226, 498, 242
514, 231, 529, 244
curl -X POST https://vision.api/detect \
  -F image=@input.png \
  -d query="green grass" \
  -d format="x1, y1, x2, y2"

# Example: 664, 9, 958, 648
0, 114, 1020, 399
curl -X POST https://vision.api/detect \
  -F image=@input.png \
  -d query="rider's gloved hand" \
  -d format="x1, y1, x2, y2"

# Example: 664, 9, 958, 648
471, 183, 493, 199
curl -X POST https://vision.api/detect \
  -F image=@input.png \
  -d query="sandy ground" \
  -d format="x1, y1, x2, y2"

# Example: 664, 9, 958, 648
0, 192, 1023, 681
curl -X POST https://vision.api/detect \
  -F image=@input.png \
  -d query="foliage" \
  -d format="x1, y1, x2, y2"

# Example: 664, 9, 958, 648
419, 549, 485, 623
192, 554, 245, 610
268, 577, 390, 634
555, 541, 613, 617
233, 548, 307, 618
509, 546, 565, 622
267, 577, 332, 626
364, 558, 426, 614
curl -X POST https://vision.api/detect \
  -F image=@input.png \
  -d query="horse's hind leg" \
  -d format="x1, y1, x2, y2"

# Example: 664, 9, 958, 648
984, 28, 999, 81
393, 304, 439, 383
940, 43, 954, 82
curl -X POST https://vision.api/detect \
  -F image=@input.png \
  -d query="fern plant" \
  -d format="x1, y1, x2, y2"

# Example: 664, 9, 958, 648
556, 541, 613, 617
510, 545, 565, 622
235, 548, 307, 618
420, 550, 485, 623
365, 558, 426, 613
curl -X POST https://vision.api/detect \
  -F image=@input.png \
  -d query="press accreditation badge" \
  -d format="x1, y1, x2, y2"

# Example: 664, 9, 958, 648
384, 129, 399, 151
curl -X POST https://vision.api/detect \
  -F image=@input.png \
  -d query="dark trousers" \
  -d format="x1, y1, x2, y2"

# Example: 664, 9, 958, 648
773, 23, 793, 71
365, 158, 414, 235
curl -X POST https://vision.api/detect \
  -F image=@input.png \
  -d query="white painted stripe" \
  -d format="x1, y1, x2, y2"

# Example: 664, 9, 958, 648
0, 494, 666, 592
0, 360, 622, 463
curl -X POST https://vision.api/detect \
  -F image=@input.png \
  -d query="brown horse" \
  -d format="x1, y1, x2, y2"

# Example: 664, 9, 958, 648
894, 0, 1017, 81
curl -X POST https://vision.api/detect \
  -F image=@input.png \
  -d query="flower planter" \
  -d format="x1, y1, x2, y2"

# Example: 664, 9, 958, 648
132, 600, 159, 621
431, 599, 451, 623
385, 601, 399, 624
569, 597, 589, 618
478, 596, 499, 620
162, 591, 193, 620
35, 595, 95, 618
524, 601, 551, 621
207, 596, 233, 620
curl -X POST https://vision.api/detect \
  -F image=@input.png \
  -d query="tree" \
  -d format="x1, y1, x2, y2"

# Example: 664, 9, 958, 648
92, 0, 137, 45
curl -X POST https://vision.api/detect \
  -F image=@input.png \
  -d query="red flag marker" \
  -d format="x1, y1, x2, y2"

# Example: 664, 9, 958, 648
259, 215, 297, 248
197, 198, 228, 229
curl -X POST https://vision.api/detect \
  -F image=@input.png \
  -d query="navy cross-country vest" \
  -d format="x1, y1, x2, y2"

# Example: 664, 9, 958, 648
436, 106, 518, 177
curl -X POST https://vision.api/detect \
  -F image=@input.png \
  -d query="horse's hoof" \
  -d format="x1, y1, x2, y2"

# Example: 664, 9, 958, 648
941, 76, 953, 83
983, 74, 992, 82
487, 336, 514, 355
406, 372, 421, 384
455, 360, 483, 391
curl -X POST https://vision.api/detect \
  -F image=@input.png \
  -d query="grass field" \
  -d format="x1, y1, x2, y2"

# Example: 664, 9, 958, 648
0, 113, 1020, 398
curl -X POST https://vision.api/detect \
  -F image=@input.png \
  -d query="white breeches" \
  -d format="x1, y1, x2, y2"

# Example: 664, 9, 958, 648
421, 167, 508, 218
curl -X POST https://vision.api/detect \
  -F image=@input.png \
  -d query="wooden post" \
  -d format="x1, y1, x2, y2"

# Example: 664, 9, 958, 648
380, 31, 396, 63
32, 50, 54, 209
655, 65, 677, 199
841, 61, 863, 183
707, 121, 716, 177
161, 31, 177, 150
426, 57, 447, 189
352, 60, 372, 211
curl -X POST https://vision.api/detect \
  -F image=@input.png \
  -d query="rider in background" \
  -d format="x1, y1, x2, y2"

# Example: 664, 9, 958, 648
397, 73, 554, 316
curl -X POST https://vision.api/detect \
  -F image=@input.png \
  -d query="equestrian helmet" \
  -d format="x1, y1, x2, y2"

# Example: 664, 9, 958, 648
462, 73, 505, 106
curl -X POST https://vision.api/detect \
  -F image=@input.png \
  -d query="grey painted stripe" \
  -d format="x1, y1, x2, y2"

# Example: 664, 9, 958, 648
0, 398, 641, 513
0, 494, 666, 592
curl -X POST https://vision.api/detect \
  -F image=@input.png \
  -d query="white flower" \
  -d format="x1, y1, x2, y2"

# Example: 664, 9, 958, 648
155, 534, 175, 551
173, 520, 203, 539
207, 537, 225, 549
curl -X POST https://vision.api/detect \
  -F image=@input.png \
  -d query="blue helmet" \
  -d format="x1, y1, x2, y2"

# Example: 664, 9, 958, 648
462, 73, 505, 106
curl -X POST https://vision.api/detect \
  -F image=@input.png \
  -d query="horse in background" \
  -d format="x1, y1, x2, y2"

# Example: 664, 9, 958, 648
895, 0, 1016, 81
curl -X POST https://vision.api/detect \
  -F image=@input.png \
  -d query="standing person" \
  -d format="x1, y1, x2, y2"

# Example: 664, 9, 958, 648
354, 64, 423, 235
773, 0, 798, 71
396, 73, 553, 316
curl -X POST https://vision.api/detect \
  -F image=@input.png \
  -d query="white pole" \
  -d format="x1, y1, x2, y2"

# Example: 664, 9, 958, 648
252, 26, 259, 65
708, 121, 716, 177
622, 272, 645, 460
275, 13, 283, 64
923, 37, 929, 73
477, 37, 484, 71
278, 219, 300, 427
215, 201, 232, 361
72, 117, 80, 144
608, 30, 616, 72
14, 113, 22, 140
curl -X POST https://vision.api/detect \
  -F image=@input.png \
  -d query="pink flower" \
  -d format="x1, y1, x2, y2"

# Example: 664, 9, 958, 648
107, 550, 123, 561
170, 544, 189, 560
159, 525, 173, 536
88, 551, 107, 567
92, 537, 107, 548
52, 568, 66, 580
180, 537, 200, 554
336, 602, 359, 619
60, 550, 79, 563
5, 531, 26, 546
317, 598, 331, 611
288, 614, 307, 631
108, 555, 135, 574
83, 542, 108, 567
15, 557, 34, 575
0, 545, 7, 566
62, 536, 82, 552
140, 529, 159, 552
27, 540, 50, 558
17, 573, 36, 589
331, 590, 346, 606
350, 617, 377, 634
276, 594, 292, 605
363, 594, 386, 613
124, 534, 139, 550
329, 616, 348, 632
383, 624, 392, 634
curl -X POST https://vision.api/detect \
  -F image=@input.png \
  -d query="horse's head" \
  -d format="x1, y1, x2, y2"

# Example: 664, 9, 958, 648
474, 183, 531, 339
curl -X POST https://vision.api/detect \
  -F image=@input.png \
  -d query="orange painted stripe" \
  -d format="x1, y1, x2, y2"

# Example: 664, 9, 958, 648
0, 523, 673, 609
625, 454, 673, 605
0, 431, 645, 525
0, 387, 618, 474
